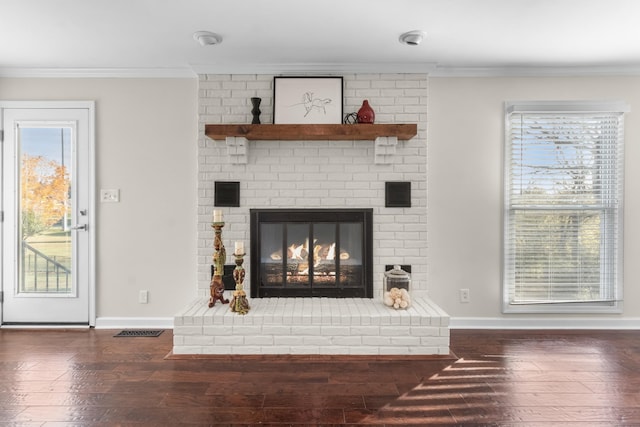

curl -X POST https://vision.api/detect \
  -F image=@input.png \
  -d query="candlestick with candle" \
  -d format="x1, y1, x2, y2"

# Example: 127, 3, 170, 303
230, 247, 250, 315
208, 219, 229, 308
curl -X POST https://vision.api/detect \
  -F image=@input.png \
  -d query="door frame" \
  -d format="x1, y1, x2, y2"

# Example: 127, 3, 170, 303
0, 101, 96, 327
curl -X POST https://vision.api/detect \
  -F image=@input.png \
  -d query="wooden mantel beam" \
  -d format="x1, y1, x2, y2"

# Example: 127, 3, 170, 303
205, 124, 417, 141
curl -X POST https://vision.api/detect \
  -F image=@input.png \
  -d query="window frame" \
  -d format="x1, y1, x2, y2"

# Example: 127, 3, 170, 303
503, 100, 628, 314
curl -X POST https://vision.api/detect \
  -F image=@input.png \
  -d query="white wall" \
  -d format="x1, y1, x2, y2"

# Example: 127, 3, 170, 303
0, 78, 199, 322
4, 75, 640, 328
428, 76, 640, 326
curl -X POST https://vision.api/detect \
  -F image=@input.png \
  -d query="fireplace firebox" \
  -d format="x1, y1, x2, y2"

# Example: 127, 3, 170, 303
250, 209, 373, 298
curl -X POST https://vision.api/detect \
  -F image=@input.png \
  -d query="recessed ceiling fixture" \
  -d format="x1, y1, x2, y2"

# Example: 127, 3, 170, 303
193, 31, 223, 46
399, 30, 426, 46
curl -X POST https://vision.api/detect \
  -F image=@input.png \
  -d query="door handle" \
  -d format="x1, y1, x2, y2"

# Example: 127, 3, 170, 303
71, 224, 88, 231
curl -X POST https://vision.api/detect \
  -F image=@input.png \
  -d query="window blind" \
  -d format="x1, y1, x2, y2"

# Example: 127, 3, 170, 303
504, 102, 627, 312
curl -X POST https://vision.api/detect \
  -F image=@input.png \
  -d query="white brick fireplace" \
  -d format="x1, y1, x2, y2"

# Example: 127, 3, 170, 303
172, 73, 450, 355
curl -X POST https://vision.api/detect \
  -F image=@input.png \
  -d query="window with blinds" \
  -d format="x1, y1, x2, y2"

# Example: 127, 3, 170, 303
504, 101, 628, 313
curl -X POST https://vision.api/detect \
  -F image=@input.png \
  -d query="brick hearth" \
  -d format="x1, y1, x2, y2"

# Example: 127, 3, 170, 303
173, 297, 449, 355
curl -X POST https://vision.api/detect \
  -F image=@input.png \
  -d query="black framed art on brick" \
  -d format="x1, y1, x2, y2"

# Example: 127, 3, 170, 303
385, 181, 411, 208
214, 181, 240, 207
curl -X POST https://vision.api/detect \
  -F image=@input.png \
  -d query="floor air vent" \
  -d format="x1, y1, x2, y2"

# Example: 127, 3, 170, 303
114, 330, 164, 337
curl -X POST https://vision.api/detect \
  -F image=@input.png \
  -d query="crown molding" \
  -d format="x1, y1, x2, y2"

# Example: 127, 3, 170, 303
3, 63, 640, 79
0, 67, 196, 78
189, 62, 438, 75
430, 64, 640, 77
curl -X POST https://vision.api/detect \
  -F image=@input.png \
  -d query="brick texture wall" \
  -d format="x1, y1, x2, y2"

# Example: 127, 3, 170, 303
197, 73, 428, 299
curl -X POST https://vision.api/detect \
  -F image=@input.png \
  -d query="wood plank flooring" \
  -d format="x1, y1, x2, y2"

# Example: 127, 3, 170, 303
0, 328, 639, 425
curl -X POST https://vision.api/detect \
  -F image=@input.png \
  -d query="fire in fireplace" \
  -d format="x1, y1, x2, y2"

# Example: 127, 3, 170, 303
250, 209, 373, 298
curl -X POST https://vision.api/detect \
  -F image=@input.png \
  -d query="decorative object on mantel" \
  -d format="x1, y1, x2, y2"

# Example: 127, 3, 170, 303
250, 97, 261, 124
209, 210, 229, 308
357, 100, 375, 124
383, 265, 411, 309
273, 76, 343, 124
229, 241, 250, 315
343, 112, 358, 124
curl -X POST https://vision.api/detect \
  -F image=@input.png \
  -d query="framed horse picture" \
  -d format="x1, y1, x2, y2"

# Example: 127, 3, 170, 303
273, 76, 343, 124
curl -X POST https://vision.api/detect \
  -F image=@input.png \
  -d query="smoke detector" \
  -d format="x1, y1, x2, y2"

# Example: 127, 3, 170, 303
399, 30, 426, 46
193, 31, 223, 46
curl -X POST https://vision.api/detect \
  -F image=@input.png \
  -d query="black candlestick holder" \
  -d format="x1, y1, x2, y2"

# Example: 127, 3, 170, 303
251, 97, 261, 124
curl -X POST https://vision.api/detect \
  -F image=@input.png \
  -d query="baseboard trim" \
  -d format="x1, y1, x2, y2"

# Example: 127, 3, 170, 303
94, 317, 174, 329
1, 324, 89, 329
451, 317, 640, 330
93, 316, 640, 331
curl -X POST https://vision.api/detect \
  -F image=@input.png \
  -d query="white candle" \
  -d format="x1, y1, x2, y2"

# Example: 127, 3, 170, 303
213, 210, 223, 223
235, 241, 244, 255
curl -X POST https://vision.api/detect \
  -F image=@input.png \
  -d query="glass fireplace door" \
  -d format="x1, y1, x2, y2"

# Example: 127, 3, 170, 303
252, 209, 372, 298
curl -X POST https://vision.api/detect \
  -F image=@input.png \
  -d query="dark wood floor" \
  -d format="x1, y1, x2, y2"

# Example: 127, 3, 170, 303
1, 329, 639, 426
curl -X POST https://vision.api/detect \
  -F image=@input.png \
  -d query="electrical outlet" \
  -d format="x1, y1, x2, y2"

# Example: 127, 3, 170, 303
100, 189, 120, 203
459, 288, 470, 303
139, 290, 149, 304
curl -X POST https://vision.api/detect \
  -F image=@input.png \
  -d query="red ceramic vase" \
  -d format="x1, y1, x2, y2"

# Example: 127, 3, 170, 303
357, 100, 375, 124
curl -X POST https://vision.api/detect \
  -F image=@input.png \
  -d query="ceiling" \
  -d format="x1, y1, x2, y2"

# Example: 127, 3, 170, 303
2, 0, 640, 77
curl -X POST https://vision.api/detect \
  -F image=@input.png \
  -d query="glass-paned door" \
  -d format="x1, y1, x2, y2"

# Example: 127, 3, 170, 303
1, 105, 94, 324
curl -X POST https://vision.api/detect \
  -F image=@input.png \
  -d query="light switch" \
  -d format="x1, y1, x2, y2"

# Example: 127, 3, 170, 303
100, 189, 120, 203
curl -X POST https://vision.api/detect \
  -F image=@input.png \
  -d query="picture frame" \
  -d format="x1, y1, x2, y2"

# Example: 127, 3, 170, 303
273, 76, 343, 124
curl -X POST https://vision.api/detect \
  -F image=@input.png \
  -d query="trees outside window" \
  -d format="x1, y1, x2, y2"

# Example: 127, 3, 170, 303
21, 154, 70, 238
